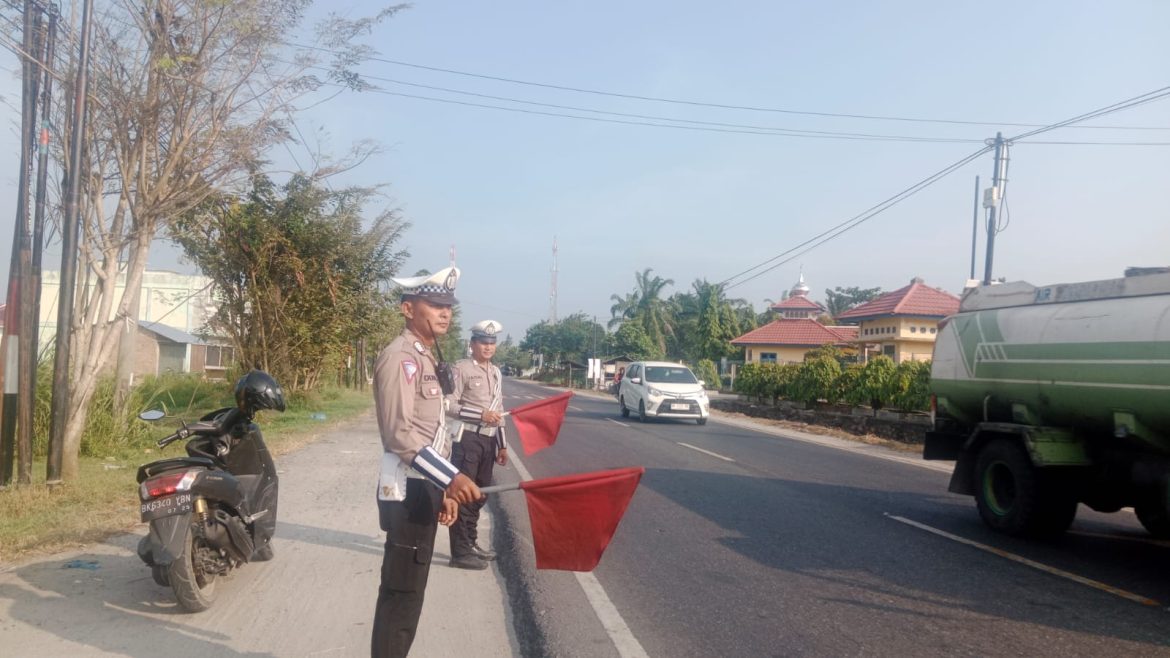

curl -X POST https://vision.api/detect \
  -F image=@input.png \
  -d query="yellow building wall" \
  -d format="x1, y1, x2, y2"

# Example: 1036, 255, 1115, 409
743, 343, 857, 365
854, 316, 942, 364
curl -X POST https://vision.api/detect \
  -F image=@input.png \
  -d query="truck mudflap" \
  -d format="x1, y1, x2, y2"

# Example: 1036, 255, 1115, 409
137, 512, 191, 567
923, 431, 964, 461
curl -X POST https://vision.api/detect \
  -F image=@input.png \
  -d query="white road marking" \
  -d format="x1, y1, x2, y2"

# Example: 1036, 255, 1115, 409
507, 448, 649, 657
677, 442, 736, 462
569, 406, 583, 412
887, 514, 1160, 606
607, 418, 630, 428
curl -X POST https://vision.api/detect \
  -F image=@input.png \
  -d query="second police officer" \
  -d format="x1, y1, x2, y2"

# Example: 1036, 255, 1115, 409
445, 319, 509, 570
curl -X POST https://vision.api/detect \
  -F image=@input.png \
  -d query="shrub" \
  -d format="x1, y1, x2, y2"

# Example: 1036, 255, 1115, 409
891, 360, 932, 412
837, 365, 863, 406
694, 359, 720, 391
857, 355, 897, 411
791, 355, 842, 405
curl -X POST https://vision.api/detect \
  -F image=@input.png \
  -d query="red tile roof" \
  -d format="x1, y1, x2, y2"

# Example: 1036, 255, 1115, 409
731, 318, 855, 347
835, 279, 960, 321
827, 326, 859, 341
770, 295, 823, 311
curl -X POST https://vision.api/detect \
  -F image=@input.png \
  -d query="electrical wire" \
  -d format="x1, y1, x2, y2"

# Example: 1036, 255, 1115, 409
286, 62, 984, 144
344, 84, 985, 144
720, 145, 993, 290
1010, 86, 1170, 142
287, 41, 1170, 132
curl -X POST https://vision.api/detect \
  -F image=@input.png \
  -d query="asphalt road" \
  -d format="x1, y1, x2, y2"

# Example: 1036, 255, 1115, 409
497, 379, 1170, 657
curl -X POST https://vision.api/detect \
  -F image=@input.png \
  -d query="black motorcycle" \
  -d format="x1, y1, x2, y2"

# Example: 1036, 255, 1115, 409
135, 370, 285, 612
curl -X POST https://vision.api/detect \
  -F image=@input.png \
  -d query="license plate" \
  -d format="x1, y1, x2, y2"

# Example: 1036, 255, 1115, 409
670, 403, 690, 411
140, 493, 194, 522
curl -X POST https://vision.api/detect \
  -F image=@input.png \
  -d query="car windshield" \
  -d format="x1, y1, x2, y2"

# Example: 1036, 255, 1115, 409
644, 366, 698, 384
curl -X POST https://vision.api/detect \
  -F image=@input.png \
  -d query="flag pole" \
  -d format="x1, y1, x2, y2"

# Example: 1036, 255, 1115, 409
480, 482, 522, 494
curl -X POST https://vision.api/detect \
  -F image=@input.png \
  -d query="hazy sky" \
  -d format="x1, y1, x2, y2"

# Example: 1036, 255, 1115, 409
2, 1, 1168, 344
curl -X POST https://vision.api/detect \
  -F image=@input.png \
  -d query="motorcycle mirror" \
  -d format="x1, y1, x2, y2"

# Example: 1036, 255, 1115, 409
139, 409, 166, 421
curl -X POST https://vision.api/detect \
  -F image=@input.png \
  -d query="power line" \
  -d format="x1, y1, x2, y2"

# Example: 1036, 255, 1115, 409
720, 84, 1170, 291
720, 146, 993, 290
1010, 86, 1170, 142
287, 41, 1170, 132
341, 84, 984, 144
288, 62, 983, 144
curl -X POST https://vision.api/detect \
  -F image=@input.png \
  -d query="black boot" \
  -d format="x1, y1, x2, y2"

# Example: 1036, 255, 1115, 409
471, 543, 496, 561
449, 553, 489, 570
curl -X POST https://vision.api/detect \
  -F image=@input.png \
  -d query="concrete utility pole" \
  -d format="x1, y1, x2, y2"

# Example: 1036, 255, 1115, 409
982, 133, 1010, 286
48, 0, 96, 483
969, 175, 979, 281
1, 0, 45, 486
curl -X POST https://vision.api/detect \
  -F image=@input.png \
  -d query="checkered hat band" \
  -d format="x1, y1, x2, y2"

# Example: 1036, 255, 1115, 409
407, 284, 450, 295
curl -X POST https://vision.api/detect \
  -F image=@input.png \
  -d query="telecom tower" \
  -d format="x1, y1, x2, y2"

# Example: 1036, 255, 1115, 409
549, 236, 558, 324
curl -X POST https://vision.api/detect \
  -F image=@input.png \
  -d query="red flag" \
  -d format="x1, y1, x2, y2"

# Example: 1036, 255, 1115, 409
521, 467, 644, 571
508, 391, 572, 455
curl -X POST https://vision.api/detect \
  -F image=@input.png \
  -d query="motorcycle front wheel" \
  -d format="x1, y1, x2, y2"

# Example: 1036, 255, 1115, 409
167, 522, 217, 612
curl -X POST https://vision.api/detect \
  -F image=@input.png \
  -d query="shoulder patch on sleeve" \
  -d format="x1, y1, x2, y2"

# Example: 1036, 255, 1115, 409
402, 360, 419, 383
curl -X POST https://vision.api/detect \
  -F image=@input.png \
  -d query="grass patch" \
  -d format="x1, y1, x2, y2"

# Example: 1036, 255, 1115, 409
0, 385, 374, 564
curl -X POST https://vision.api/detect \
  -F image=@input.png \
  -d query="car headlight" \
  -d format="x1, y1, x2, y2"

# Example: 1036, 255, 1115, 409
647, 387, 664, 398
697, 390, 708, 401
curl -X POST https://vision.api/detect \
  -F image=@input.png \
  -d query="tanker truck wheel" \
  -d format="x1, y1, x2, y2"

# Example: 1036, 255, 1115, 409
974, 439, 1077, 537
1134, 485, 1170, 539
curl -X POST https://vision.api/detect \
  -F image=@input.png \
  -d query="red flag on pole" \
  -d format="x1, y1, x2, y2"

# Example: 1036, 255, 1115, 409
520, 467, 644, 571
508, 391, 572, 455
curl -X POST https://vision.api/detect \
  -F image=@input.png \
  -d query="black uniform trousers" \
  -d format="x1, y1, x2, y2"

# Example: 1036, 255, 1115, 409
448, 430, 496, 557
372, 477, 443, 658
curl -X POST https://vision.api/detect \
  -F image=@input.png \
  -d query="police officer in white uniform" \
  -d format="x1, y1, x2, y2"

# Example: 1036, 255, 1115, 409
371, 266, 482, 658
445, 320, 508, 570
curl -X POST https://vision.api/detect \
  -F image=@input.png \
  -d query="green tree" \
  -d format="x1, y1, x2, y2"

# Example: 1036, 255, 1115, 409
520, 313, 607, 366
856, 355, 897, 412
609, 321, 660, 361
609, 269, 675, 356
52, 0, 399, 480
694, 359, 720, 391
791, 355, 843, 406
494, 335, 532, 374
891, 360, 933, 412
174, 174, 408, 391
824, 286, 884, 319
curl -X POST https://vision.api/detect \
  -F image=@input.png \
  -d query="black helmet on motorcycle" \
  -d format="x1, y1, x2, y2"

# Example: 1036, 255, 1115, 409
234, 370, 286, 415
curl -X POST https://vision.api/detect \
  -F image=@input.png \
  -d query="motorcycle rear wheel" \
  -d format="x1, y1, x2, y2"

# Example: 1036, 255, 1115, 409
167, 523, 217, 612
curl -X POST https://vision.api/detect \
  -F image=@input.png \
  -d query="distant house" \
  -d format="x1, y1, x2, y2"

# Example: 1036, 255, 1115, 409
731, 273, 857, 364
134, 321, 235, 381
835, 277, 960, 363
732, 318, 857, 364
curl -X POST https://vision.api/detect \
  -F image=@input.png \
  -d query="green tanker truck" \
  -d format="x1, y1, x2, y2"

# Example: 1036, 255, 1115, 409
924, 268, 1170, 537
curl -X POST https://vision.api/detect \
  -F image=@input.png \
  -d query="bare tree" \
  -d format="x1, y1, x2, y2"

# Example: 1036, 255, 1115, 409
52, 0, 402, 480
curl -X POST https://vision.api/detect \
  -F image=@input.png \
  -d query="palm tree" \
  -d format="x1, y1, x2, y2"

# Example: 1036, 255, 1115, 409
633, 268, 675, 355
608, 290, 640, 329
609, 269, 675, 355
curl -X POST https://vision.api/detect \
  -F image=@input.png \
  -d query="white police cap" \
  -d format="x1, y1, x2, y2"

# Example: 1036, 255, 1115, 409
470, 319, 502, 343
392, 266, 459, 305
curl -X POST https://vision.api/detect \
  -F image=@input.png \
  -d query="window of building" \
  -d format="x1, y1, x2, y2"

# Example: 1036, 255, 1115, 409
205, 345, 234, 369
930, 327, 937, 334
883, 344, 896, 357
910, 326, 917, 333
760, 353, 778, 363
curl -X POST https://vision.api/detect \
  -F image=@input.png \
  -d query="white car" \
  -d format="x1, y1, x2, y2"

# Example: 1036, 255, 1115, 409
617, 361, 710, 425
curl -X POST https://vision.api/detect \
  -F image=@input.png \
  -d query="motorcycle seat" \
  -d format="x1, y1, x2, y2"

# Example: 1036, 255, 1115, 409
137, 456, 217, 483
